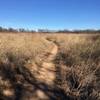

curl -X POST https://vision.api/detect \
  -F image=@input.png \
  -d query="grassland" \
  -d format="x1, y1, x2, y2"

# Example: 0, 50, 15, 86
0, 32, 100, 100
47, 34, 100, 100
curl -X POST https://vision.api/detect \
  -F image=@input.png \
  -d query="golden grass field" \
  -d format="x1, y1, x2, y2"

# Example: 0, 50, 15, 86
0, 32, 100, 100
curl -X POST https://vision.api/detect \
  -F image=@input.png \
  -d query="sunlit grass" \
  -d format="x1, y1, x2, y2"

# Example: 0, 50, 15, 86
0, 33, 100, 99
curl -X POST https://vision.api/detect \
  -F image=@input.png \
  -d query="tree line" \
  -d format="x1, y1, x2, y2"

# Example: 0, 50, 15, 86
0, 26, 100, 34
0, 27, 36, 33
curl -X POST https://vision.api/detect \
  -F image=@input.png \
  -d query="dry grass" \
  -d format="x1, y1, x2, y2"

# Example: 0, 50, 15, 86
0, 33, 55, 100
0, 33, 100, 100
49, 33, 100, 100
0, 33, 54, 64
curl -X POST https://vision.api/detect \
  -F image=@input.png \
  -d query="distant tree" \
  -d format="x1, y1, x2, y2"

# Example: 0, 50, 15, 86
94, 29, 100, 33
0, 26, 3, 32
57, 29, 70, 33
30, 30, 36, 33
8, 28, 18, 32
38, 29, 45, 33
19, 28, 26, 32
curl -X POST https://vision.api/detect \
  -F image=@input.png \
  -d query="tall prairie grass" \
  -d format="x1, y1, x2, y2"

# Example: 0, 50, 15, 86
0, 33, 100, 100
50, 34, 100, 100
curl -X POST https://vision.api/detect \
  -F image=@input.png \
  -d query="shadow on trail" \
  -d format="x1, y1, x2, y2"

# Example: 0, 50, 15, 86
0, 59, 68, 100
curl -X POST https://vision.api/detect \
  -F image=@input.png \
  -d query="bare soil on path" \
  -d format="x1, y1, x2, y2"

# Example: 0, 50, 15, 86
38, 39, 58, 85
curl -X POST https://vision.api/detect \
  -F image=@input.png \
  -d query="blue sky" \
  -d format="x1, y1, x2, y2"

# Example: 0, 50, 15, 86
0, 0, 100, 30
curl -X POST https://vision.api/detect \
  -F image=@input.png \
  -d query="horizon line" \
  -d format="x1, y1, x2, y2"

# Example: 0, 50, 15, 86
0, 26, 100, 31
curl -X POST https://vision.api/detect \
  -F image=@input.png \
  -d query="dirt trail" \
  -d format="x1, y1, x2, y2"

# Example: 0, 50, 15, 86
23, 39, 59, 99
38, 39, 58, 85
